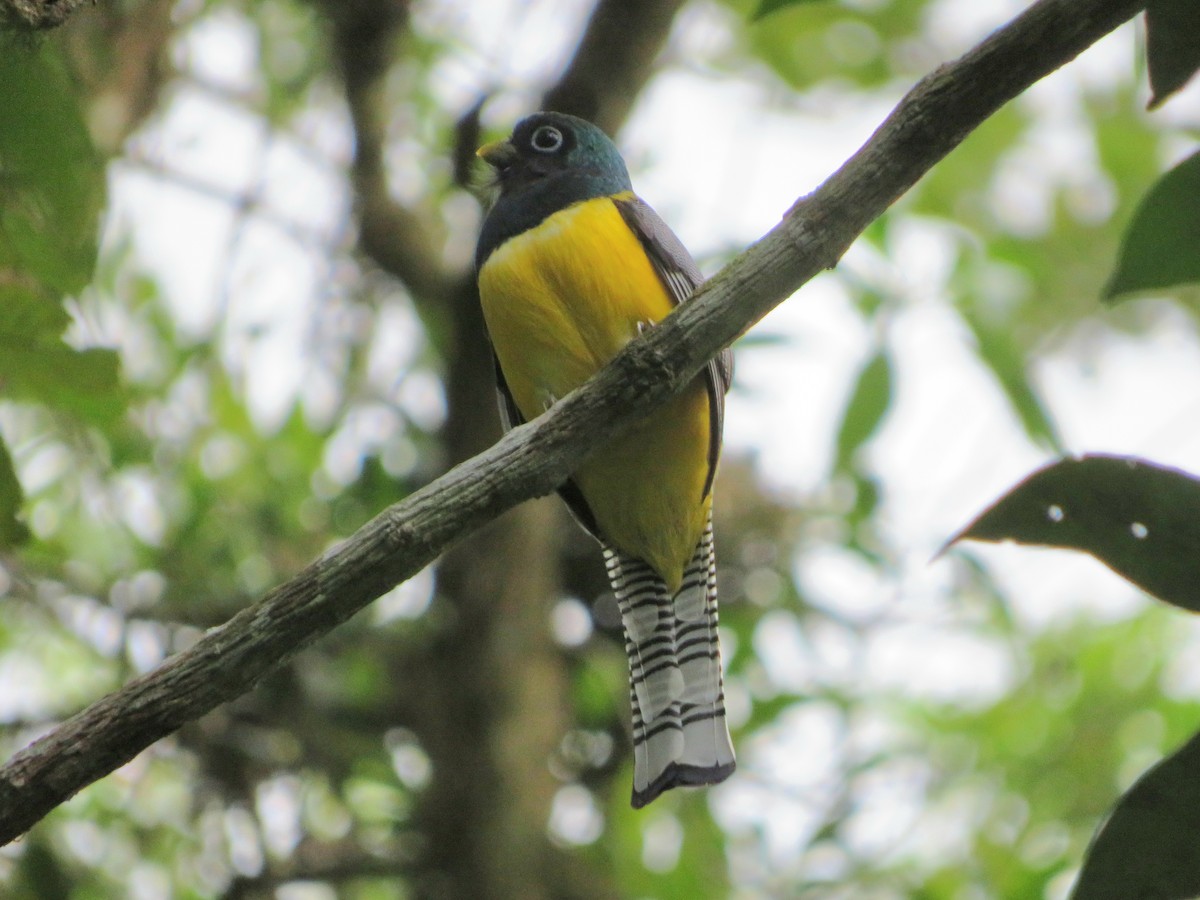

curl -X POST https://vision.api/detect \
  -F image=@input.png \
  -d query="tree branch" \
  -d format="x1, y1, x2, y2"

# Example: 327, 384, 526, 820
0, 0, 91, 30
0, 0, 1147, 844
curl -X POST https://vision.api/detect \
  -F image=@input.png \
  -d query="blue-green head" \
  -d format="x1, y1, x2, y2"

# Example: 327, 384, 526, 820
475, 112, 633, 268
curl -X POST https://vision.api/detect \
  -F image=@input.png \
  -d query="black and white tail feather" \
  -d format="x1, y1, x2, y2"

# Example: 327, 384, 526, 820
604, 513, 735, 808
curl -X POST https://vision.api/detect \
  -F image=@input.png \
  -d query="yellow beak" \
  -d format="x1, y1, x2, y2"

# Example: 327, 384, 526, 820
477, 139, 518, 169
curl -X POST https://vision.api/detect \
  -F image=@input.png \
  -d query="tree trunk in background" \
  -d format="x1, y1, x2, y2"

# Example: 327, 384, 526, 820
312, 0, 693, 891
405, 278, 605, 898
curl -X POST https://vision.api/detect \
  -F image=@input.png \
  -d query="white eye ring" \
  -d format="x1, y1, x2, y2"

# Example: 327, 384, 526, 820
530, 125, 564, 153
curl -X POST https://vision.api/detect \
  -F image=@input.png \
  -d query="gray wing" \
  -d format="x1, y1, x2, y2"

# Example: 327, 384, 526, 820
614, 194, 731, 500
493, 355, 524, 434
493, 354, 603, 539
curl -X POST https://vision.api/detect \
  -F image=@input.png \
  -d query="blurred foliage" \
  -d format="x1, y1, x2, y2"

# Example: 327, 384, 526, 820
734, 0, 929, 89
752, 0, 830, 25
0, 43, 103, 295
913, 609, 1200, 899
0, 40, 115, 547
834, 347, 893, 472
0, 0, 1198, 898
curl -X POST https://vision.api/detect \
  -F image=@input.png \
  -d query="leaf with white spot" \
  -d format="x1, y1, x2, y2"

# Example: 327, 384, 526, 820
948, 455, 1200, 613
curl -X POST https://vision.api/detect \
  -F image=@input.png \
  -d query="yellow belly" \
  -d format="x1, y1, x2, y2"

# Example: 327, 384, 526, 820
478, 195, 712, 589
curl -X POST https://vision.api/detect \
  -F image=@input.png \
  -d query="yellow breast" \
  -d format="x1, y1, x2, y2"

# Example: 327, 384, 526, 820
479, 195, 677, 411
477, 194, 712, 589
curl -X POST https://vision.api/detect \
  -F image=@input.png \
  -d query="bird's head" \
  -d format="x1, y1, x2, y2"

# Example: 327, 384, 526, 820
477, 112, 631, 196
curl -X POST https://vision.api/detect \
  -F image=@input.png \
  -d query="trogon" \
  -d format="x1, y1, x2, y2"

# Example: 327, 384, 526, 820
474, 112, 735, 807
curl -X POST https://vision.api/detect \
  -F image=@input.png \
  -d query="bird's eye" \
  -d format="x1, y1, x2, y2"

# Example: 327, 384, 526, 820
530, 125, 564, 153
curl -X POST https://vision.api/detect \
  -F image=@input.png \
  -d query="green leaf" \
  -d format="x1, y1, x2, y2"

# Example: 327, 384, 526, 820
751, 0, 829, 23
1104, 150, 1200, 299
0, 43, 118, 424
741, 0, 924, 89
732, 330, 793, 350
0, 346, 123, 424
0, 40, 104, 294
950, 454, 1200, 613
1146, 0, 1200, 109
0, 437, 29, 549
0, 283, 71, 340
1072, 728, 1200, 899
834, 348, 892, 469
961, 310, 1061, 449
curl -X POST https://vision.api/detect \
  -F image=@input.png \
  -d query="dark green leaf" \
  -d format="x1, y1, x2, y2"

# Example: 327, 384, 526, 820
1104, 151, 1200, 299
1146, 0, 1200, 109
0, 437, 29, 549
950, 455, 1200, 613
752, 0, 829, 22
1072, 728, 1200, 899
835, 348, 892, 470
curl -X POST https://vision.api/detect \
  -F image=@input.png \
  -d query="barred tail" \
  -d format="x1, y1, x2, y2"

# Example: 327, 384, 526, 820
604, 516, 735, 808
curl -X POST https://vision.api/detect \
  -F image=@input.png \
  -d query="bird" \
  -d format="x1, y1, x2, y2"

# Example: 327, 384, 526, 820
474, 111, 735, 807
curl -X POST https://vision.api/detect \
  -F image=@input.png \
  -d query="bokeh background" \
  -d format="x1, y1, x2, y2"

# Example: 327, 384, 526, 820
2, 0, 1199, 897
